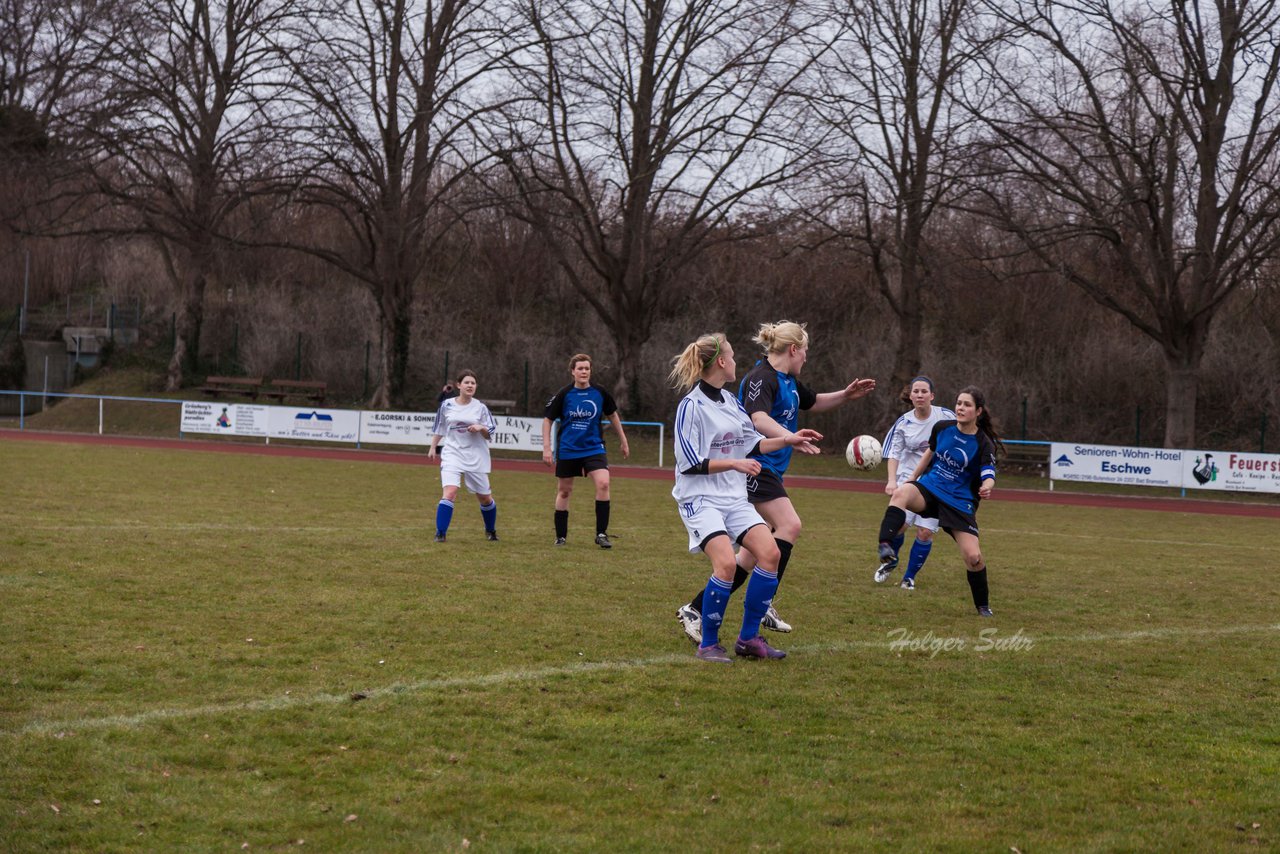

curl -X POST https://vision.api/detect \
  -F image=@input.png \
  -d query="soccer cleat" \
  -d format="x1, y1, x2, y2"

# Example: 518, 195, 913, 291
595, 532, 613, 549
734, 636, 787, 660
900, 577, 915, 591
554, 537, 567, 546
874, 542, 899, 583
695, 643, 733, 664
761, 605, 792, 633
977, 605, 994, 617
433, 532, 446, 543
486, 530, 499, 542
676, 604, 703, 645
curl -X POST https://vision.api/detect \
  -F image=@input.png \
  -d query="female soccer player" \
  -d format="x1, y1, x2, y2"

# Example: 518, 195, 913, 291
427, 370, 499, 543
675, 320, 875, 644
874, 376, 956, 589
670, 332, 821, 662
542, 353, 630, 548
874, 386, 1003, 616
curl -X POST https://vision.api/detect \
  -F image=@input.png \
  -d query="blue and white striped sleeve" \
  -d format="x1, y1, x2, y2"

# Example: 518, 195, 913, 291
882, 415, 906, 459
480, 404, 497, 435
431, 402, 447, 436
674, 398, 705, 472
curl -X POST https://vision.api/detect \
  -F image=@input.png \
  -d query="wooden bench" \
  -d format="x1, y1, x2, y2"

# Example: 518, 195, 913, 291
200, 376, 264, 398
263, 379, 327, 405
480, 398, 517, 414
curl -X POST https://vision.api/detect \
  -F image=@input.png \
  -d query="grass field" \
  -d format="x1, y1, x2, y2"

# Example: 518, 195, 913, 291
2, 438, 1278, 851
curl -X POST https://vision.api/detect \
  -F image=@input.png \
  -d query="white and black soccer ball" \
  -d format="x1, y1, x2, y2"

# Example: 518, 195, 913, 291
845, 434, 883, 471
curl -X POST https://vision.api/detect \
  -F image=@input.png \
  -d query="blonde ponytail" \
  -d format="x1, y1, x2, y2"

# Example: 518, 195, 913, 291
753, 320, 809, 354
669, 333, 726, 391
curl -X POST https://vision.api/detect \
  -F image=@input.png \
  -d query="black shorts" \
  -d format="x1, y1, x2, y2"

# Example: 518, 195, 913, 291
555, 454, 609, 479
745, 469, 789, 505
911, 482, 979, 537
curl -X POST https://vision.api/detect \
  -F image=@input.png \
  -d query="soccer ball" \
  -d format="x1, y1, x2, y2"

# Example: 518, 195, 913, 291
845, 434, 883, 470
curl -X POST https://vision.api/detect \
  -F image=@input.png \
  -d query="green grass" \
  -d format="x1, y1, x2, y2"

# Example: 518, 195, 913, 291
1, 439, 1277, 851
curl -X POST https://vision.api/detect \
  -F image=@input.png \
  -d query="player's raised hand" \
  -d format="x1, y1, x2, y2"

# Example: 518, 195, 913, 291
843, 378, 877, 400
788, 428, 823, 455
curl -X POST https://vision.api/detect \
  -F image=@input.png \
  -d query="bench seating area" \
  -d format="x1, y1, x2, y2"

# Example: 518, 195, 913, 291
262, 379, 327, 405
480, 398, 516, 414
199, 376, 264, 398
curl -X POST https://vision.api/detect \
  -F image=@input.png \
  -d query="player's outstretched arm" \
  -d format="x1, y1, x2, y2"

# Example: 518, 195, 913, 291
811, 377, 877, 413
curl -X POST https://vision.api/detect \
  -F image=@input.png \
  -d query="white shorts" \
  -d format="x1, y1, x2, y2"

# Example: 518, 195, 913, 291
675, 496, 766, 554
442, 468, 492, 496
896, 476, 939, 532
904, 509, 940, 533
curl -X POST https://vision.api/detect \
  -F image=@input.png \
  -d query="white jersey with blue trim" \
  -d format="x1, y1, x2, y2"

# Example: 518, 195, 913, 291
672, 382, 763, 504
882, 406, 957, 485
431, 397, 497, 473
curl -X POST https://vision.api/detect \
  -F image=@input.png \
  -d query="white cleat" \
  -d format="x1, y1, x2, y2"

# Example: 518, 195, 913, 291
761, 604, 792, 633
676, 604, 702, 645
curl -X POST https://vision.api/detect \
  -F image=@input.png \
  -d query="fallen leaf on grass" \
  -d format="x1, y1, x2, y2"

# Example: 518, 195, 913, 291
344, 814, 358, 823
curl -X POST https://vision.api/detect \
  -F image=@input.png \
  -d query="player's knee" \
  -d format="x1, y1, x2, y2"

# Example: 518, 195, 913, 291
965, 551, 984, 571
917, 530, 934, 544
756, 542, 781, 570
776, 517, 801, 541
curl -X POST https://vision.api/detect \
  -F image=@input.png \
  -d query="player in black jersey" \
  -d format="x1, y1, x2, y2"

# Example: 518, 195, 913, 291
676, 321, 875, 644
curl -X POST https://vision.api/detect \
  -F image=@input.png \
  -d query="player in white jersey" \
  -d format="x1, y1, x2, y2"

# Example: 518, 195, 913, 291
427, 370, 500, 543
669, 332, 820, 663
875, 376, 955, 589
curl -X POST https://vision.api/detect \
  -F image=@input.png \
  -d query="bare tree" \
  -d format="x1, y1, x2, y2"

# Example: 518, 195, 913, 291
970, 0, 1280, 447
278, 0, 518, 409
495, 0, 825, 411
803, 0, 990, 400
0, 0, 119, 124
67, 0, 299, 389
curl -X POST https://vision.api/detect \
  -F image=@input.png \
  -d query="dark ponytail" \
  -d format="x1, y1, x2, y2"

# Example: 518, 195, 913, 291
958, 385, 1004, 459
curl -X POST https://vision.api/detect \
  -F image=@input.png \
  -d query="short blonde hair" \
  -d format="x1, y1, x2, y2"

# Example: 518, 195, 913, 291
668, 333, 726, 392
753, 320, 809, 354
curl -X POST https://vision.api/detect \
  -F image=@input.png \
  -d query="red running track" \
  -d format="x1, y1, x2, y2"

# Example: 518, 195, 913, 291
4, 428, 1278, 519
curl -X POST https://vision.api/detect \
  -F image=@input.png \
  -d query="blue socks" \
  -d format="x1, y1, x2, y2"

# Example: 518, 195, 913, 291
480, 499, 497, 533
903, 539, 932, 581
890, 531, 906, 560
435, 499, 454, 536
699, 576, 733, 648
739, 566, 779, 642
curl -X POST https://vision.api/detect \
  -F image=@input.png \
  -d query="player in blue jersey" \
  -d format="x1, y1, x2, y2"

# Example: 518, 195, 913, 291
427, 370, 500, 542
542, 353, 630, 548
874, 376, 956, 589
669, 331, 821, 662
874, 386, 1003, 616
675, 321, 876, 644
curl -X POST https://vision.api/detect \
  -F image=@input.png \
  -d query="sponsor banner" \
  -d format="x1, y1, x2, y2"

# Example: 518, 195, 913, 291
1049, 442, 1184, 487
1182, 449, 1280, 494
267, 406, 360, 443
488, 415, 544, 452
359, 410, 439, 446
181, 401, 269, 438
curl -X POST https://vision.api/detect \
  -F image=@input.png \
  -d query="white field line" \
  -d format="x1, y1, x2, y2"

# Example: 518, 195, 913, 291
9, 522, 1280, 554
10, 623, 1279, 739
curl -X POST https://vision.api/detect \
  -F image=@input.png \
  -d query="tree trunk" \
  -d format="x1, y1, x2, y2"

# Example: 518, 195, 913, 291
611, 327, 645, 415
891, 260, 924, 397
370, 282, 413, 409
165, 271, 206, 391
1162, 357, 1200, 449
